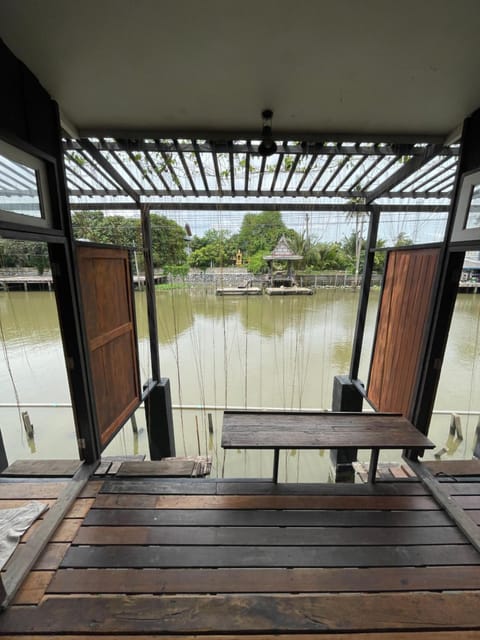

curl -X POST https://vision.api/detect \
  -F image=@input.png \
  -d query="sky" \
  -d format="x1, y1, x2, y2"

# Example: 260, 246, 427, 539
143, 208, 450, 246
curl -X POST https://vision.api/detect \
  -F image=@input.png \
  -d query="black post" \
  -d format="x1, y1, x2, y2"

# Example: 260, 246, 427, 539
144, 378, 176, 459
0, 429, 8, 472
140, 204, 161, 381
411, 110, 480, 437
474, 418, 480, 459
330, 375, 364, 482
140, 204, 175, 458
49, 242, 101, 462
331, 206, 377, 483
350, 206, 380, 380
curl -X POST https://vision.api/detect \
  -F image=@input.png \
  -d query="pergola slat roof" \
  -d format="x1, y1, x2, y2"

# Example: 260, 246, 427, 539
1, 136, 458, 213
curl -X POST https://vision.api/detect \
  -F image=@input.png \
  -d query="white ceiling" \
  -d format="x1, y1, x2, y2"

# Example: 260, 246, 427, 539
1, 0, 480, 139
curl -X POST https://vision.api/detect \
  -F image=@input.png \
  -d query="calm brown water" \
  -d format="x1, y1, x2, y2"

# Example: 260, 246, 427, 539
0, 288, 478, 480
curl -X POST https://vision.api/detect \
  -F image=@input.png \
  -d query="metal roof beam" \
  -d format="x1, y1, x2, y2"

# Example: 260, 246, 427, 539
211, 148, 223, 195
228, 144, 236, 195
296, 153, 318, 192
67, 189, 451, 200
244, 147, 251, 193
412, 163, 457, 193
283, 155, 301, 192
80, 139, 140, 204
64, 161, 99, 191
309, 155, 334, 193
76, 128, 448, 146
144, 151, 172, 194
109, 149, 146, 194
365, 145, 442, 204
350, 155, 383, 191
126, 150, 158, 192
173, 140, 197, 195
67, 200, 450, 213
336, 156, 367, 190
192, 140, 210, 194
74, 149, 123, 191
156, 143, 186, 197
322, 156, 349, 191
257, 156, 267, 194
393, 156, 446, 192
270, 154, 284, 191
65, 138, 458, 157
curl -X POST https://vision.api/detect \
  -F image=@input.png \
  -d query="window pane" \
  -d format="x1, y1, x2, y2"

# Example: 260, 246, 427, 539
0, 142, 48, 224
465, 184, 480, 230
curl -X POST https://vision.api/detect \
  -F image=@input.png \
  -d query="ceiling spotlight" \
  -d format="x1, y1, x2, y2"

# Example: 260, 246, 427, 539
258, 109, 277, 157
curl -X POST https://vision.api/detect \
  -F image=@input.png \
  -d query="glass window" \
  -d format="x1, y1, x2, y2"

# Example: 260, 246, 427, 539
452, 169, 480, 243
465, 183, 480, 230
0, 140, 51, 227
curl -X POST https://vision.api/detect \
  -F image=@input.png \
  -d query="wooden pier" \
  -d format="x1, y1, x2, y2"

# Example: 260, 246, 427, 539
0, 273, 166, 291
0, 459, 479, 637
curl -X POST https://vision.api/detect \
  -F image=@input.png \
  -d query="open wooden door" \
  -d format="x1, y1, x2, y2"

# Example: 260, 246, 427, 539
76, 243, 141, 448
367, 247, 440, 417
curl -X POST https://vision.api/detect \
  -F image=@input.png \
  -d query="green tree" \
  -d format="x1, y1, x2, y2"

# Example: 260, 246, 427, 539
149, 214, 187, 267
237, 211, 287, 256
246, 249, 270, 274
314, 241, 350, 270
0, 239, 49, 273
71, 211, 187, 269
342, 233, 387, 274
99, 215, 139, 247
30, 242, 49, 274
342, 232, 362, 272
188, 229, 237, 268
373, 238, 387, 271
283, 230, 313, 269
189, 244, 223, 269
71, 211, 107, 241
71, 211, 140, 246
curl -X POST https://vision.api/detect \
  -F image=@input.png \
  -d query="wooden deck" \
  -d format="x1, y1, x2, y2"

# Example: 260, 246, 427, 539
0, 464, 480, 638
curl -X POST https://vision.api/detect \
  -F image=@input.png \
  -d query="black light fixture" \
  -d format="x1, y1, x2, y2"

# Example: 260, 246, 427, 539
258, 109, 277, 157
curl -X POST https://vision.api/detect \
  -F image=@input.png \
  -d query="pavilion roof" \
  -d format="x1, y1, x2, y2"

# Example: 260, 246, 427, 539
264, 236, 302, 261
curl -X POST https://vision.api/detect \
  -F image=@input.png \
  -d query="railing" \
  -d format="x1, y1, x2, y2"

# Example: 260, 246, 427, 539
1, 403, 478, 464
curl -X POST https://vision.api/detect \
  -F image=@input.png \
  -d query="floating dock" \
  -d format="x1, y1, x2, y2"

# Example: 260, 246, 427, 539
216, 287, 262, 296
265, 286, 313, 295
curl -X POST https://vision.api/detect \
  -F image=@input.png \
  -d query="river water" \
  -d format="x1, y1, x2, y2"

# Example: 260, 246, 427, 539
0, 287, 478, 480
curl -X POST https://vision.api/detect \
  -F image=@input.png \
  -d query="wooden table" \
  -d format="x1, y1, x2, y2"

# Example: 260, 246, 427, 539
221, 411, 435, 483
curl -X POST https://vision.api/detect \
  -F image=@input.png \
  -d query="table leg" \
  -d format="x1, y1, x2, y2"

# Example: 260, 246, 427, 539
273, 449, 279, 483
368, 448, 380, 484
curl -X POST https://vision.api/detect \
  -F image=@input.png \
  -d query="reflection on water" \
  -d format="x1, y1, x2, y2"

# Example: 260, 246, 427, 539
0, 288, 479, 479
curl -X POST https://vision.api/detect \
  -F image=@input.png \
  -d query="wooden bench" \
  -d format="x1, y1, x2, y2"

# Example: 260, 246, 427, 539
221, 411, 435, 483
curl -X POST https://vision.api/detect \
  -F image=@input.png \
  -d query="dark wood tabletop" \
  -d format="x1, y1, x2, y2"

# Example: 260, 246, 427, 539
222, 411, 435, 450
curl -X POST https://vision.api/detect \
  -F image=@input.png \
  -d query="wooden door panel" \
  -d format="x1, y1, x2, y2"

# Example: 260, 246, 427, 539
367, 247, 439, 416
77, 244, 140, 448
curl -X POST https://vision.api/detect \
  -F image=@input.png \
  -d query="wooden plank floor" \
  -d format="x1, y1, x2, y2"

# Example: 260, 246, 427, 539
0, 471, 480, 638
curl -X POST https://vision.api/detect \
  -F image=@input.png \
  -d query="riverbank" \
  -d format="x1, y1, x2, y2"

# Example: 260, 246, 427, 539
0, 267, 382, 292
